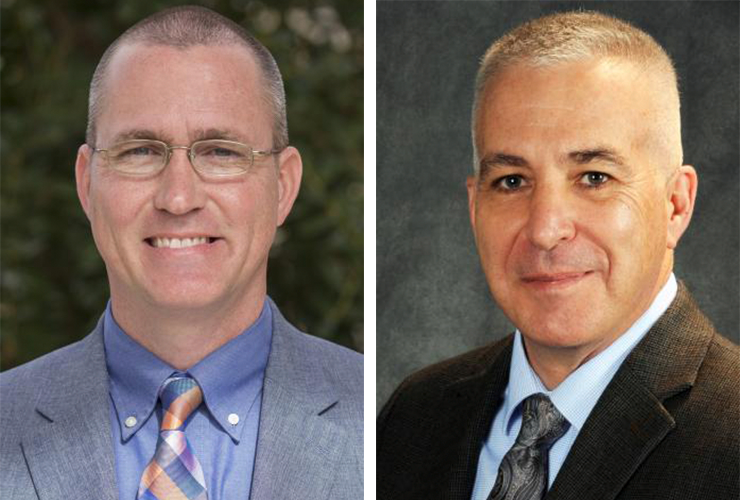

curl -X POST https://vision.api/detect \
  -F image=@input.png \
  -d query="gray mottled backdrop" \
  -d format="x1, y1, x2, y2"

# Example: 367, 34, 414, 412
377, 1, 739, 410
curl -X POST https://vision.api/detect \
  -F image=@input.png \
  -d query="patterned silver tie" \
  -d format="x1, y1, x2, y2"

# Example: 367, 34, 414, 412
488, 393, 569, 500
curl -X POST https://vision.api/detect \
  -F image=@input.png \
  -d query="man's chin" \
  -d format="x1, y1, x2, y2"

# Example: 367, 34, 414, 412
515, 312, 608, 349
129, 282, 233, 313
521, 328, 592, 351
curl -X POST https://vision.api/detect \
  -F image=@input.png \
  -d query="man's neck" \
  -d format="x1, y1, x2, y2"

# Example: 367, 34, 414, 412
109, 290, 266, 371
524, 339, 612, 390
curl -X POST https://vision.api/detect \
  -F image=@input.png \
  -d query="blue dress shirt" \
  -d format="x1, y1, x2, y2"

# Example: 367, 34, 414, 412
103, 299, 272, 500
471, 274, 678, 500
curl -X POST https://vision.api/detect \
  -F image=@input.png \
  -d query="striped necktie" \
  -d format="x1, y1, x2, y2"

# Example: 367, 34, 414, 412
137, 375, 209, 500
488, 393, 568, 500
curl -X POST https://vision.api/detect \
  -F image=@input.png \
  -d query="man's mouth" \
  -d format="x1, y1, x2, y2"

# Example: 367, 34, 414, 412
145, 236, 220, 249
521, 272, 590, 283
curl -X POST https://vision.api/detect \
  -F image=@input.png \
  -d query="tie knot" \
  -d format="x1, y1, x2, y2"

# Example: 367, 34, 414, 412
519, 393, 569, 447
159, 376, 203, 431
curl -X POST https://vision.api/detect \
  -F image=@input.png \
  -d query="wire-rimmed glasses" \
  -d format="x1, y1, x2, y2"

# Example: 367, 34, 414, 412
91, 139, 283, 178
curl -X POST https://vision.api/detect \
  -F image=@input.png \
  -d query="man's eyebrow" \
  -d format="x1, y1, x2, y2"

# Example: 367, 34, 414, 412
109, 128, 244, 144
479, 152, 530, 177
567, 148, 630, 171
192, 128, 243, 142
111, 129, 174, 144
478, 148, 634, 178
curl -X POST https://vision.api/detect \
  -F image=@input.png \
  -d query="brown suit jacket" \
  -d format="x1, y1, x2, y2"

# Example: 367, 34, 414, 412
377, 283, 740, 500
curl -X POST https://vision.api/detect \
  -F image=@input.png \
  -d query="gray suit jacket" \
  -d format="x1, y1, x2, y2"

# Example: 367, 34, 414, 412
1, 299, 363, 499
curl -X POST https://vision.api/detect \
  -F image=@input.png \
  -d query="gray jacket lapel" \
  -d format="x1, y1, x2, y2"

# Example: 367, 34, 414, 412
250, 301, 355, 499
547, 283, 713, 500
21, 319, 118, 500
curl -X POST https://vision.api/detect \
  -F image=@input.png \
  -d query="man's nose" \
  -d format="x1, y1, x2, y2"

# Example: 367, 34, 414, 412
153, 149, 207, 215
524, 183, 576, 251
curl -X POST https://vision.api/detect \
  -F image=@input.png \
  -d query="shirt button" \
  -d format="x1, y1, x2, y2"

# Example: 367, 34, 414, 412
124, 416, 137, 428
228, 413, 240, 426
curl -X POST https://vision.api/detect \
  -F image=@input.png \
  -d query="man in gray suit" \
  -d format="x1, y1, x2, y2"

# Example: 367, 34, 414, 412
1, 6, 362, 500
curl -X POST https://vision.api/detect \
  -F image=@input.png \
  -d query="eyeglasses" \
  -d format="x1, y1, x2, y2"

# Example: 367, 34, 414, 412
91, 139, 283, 178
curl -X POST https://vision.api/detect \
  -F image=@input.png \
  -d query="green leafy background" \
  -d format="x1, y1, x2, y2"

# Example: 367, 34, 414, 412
0, 0, 364, 370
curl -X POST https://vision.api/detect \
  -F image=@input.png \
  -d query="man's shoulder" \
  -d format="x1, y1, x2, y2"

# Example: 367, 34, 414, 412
0, 330, 102, 444
692, 331, 740, 405
268, 301, 362, 404
686, 333, 740, 463
660, 284, 740, 402
1, 334, 93, 399
281, 324, 363, 386
380, 335, 512, 417
705, 331, 740, 370
402, 336, 510, 389
281, 319, 363, 364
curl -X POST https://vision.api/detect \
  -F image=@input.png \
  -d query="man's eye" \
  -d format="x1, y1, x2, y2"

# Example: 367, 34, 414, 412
580, 171, 611, 187
204, 147, 240, 157
121, 146, 159, 157
493, 175, 526, 191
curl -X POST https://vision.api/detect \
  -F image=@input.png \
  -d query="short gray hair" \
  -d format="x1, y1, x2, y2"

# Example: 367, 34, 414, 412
86, 5, 288, 150
472, 11, 680, 171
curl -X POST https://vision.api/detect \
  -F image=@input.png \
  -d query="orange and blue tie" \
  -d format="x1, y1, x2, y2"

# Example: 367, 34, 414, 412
137, 376, 209, 500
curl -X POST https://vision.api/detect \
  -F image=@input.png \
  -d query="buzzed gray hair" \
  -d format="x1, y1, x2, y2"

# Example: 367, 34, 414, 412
472, 11, 680, 172
86, 5, 288, 150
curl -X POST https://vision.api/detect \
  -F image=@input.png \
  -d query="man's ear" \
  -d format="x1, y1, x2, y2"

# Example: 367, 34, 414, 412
466, 175, 479, 235
666, 165, 698, 249
275, 146, 303, 226
75, 144, 93, 219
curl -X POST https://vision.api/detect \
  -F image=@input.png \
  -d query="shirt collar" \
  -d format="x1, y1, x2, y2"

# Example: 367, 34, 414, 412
502, 273, 678, 434
104, 299, 273, 443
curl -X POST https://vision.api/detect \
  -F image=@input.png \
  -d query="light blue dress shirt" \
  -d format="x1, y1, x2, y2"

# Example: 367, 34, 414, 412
103, 299, 272, 500
471, 274, 678, 500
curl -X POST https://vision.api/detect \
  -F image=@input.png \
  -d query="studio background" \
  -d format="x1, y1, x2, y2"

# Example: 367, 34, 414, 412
1, 0, 364, 371
377, 1, 739, 409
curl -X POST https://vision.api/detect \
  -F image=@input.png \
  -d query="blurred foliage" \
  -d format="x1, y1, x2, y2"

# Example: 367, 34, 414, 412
0, 0, 364, 370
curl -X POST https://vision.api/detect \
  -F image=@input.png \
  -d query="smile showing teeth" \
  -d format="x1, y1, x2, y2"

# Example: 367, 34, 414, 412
150, 237, 210, 249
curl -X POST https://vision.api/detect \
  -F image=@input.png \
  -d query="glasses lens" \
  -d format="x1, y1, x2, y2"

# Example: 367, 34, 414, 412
106, 140, 167, 175
192, 140, 253, 176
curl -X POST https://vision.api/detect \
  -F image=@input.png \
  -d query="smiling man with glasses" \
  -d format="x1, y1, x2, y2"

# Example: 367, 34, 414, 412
0, 6, 362, 500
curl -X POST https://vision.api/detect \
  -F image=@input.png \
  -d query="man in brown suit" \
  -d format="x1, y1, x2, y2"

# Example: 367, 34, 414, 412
377, 11, 740, 500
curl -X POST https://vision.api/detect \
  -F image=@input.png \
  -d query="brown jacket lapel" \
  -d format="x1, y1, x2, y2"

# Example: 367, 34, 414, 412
547, 282, 715, 500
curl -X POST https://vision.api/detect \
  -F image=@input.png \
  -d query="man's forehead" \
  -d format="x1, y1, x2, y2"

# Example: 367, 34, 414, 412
476, 58, 680, 169
106, 41, 260, 84
484, 59, 654, 110
95, 41, 270, 145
